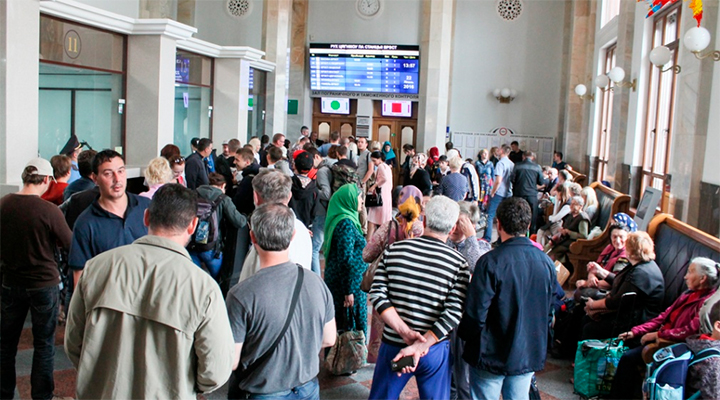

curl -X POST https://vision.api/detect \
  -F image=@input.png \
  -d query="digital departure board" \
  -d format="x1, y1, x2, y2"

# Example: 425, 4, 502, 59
309, 44, 420, 95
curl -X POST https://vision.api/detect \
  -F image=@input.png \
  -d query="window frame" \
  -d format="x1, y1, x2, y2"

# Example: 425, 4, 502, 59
596, 43, 617, 182
640, 3, 681, 203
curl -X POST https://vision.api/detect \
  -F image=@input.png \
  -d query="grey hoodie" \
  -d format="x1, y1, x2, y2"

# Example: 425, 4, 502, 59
315, 157, 337, 215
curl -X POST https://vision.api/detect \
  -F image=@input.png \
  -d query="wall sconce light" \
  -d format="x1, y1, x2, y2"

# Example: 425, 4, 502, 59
574, 84, 594, 102
607, 67, 636, 91
684, 26, 720, 62
493, 88, 516, 103
650, 45, 682, 74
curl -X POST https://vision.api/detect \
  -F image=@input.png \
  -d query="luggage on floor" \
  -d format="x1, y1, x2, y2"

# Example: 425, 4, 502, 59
573, 338, 628, 398
643, 343, 720, 400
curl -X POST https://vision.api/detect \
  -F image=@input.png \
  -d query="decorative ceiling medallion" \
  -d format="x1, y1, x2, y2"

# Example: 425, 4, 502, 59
227, 0, 251, 18
497, 0, 523, 21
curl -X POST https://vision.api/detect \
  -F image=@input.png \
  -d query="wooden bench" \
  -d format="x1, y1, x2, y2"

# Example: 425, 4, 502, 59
567, 182, 631, 285
647, 213, 720, 308
567, 169, 587, 187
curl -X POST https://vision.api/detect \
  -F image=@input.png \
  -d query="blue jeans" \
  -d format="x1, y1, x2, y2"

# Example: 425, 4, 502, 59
369, 341, 451, 400
483, 194, 506, 242
0, 285, 59, 400
189, 250, 223, 279
243, 377, 319, 400
469, 367, 534, 400
310, 215, 325, 276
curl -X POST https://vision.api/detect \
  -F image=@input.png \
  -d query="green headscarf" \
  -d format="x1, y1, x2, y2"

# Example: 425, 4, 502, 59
323, 183, 362, 258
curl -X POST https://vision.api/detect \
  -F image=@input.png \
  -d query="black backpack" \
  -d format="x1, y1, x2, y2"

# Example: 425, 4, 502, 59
189, 195, 225, 252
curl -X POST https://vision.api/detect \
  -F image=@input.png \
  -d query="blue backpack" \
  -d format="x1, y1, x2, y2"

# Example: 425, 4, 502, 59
643, 343, 720, 400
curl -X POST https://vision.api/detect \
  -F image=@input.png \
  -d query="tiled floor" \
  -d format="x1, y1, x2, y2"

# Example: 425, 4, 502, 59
9, 318, 578, 400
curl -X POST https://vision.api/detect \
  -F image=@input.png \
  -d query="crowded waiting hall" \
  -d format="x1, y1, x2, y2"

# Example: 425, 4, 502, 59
2, 0, 720, 399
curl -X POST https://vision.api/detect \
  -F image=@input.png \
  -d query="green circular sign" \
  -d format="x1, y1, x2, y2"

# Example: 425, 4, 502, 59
331, 100, 341, 110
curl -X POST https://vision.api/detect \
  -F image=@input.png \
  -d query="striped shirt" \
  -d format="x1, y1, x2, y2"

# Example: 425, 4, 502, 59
369, 236, 470, 347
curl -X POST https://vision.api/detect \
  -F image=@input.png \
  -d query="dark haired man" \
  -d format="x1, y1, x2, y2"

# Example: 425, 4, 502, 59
459, 197, 555, 400
186, 138, 213, 190
552, 151, 569, 171
1, 158, 73, 400
512, 151, 546, 234
508, 141, 524, 164
259, 133, 286, 167
300, 125, 309, 138
226, 203, 335, 399
401, 144, 416, 184
68, 150, 150, 285
66, 184, 234, 399
318, 131, 340, 157
64, 149, 98, 201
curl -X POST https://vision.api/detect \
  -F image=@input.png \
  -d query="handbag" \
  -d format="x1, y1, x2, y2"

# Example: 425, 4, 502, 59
573, 338, 628, 398
642, 338, 676, 364
365, 187, 383, 208
325, 308, 368, 376
361, 219, 399, 292
228, 265, 304, 399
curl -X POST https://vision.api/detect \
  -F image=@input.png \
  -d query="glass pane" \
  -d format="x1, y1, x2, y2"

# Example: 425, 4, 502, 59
40, 15, 124, 72
174, 85, 211, 156
340, 123, 353, 138
401, 126, 414, 153
175, 50, 212, 86
378, 125, 391, 144
39, 90, 72, 158
248, 68, 266, 142
39, 62, 123, 158
318, 123, 330, 140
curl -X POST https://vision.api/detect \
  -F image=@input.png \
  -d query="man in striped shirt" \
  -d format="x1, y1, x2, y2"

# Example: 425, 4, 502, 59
368, 196, 470, 400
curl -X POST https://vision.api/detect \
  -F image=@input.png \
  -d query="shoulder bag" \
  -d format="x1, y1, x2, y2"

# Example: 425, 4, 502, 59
228, 265, 304, 398
365, 186, 383, 208
325, 307, 368, 375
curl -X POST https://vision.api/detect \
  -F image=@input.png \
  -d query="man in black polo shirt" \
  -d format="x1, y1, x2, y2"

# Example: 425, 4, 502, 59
68, 150, 150, 285
511, 151, 546, 234
508, 141, 524, 164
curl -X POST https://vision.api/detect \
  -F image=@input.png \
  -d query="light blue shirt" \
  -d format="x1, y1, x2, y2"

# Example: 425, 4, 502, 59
68, 160, 81, 184
494, 156, 514, 197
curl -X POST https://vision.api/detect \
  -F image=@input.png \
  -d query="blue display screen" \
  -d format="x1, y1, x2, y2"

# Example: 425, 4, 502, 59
310, 44, 420, 94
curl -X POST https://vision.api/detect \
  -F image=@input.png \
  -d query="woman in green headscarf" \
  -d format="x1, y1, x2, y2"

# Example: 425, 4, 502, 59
323, 183, 368, 337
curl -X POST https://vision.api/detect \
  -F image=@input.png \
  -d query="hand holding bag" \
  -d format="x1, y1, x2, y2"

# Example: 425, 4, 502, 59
325, 308, 367, 375
365, 187, 383, 208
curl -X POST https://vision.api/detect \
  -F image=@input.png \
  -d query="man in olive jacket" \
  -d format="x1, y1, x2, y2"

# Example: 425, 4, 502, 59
65, 185, 235, 399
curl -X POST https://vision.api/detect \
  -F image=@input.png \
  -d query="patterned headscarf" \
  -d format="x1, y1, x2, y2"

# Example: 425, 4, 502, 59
397, 185, 423, 237
613, 212, 638, 232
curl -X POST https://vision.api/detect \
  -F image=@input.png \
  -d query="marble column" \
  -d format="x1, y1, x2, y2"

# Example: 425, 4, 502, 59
214, 57, 253, 145
666, 2, 718, 224
124, 22, 195, 168
139, 0, 176, 19
607, 0, 637, 193
561, 0, 596, 175
286, 0, 309, 140
263, 0, 292, 136
417, 0, 455, 152
0, 0, 40, 194
176, 0, 196, 26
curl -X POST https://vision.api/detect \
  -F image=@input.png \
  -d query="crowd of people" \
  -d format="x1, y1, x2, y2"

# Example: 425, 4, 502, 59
1, 129, 719, 400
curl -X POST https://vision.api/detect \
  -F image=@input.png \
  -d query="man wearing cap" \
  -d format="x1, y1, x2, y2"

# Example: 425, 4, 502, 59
1, 158, 73, 400
60, 134, 83, 184
68, 150, 150, 285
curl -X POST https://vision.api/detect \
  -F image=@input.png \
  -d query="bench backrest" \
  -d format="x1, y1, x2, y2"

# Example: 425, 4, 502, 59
648, 214, 720, 308
592, 181, 630, 230
568, 169, 587, 187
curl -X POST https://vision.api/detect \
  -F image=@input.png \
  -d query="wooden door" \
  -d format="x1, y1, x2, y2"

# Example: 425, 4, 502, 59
372, 119, 416, 186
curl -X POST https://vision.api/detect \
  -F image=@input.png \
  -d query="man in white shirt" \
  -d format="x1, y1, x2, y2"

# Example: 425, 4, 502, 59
238, 169, 312, 282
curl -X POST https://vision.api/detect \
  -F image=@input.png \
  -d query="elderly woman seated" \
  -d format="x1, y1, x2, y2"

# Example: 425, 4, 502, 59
574, 213, 637, 301
546, 196, 591, 275
553, 231, 665, 359
608, 257, 720, 400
